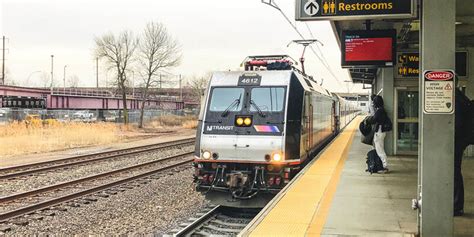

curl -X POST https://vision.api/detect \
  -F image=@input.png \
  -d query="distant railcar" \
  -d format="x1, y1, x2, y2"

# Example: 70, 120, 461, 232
1, 96, 46, 109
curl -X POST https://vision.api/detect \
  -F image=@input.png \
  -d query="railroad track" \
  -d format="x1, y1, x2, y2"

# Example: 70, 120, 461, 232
0, 138, 195, 180
171, 206, 260, 236
0, 151, 194, 223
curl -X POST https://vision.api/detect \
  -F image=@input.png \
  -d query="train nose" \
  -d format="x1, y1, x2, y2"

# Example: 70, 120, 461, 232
200, 135, 284, 162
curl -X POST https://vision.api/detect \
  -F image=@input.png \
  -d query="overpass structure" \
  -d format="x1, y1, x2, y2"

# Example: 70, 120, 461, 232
0, 85, 187, 110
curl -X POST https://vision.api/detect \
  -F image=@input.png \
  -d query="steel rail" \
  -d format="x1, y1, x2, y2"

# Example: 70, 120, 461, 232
0, 138, 195, 180
174, 205, 222, 237
0, 151, 193, 203
0, 154, 193, 222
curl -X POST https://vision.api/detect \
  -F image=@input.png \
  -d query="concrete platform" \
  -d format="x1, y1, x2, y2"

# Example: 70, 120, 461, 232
321, 133, 417, 236
240, 116, 474, 236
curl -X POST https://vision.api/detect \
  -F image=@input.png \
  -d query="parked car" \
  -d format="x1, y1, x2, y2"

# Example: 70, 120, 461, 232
72, 111, 96, 123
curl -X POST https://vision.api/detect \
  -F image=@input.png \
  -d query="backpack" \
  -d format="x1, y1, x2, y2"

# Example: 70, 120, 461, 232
359, 117, 375, 145
359, 117, 371, 136
366, 150, 384, 174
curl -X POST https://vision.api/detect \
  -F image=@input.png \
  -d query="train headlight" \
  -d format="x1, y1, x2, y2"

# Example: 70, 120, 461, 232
235, 116, 252, 127
202, 151, 211, 160
244, 117, 252, 126
272, 153, 283, 162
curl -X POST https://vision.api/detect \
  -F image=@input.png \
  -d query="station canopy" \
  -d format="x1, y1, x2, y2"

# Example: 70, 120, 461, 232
329, 0, 474, 84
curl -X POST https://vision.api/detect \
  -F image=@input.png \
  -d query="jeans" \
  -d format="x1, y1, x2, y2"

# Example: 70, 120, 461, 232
373, 126, 388, 168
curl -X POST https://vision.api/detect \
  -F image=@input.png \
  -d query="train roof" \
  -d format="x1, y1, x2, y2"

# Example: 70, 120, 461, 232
209, 70, 332, 97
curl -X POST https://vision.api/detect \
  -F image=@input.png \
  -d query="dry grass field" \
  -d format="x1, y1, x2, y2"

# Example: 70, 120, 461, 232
0, 115, 198, 158
149, 115, 198, 129
0, 122, 123, 157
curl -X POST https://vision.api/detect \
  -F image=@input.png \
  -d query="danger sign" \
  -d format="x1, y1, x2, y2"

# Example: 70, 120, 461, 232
423, 70, 455, 114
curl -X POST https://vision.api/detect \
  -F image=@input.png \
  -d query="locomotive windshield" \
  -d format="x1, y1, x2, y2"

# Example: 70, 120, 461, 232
209, 87, 244, 112
250, 87, 285, 112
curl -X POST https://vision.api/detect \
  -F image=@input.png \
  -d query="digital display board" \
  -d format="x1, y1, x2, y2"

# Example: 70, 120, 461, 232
342, 30, 396, 68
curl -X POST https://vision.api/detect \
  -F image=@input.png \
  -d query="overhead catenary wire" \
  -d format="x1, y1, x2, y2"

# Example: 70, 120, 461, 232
305, 23, 338, 82
261, 0, 344, 88
304, 21, 337, 73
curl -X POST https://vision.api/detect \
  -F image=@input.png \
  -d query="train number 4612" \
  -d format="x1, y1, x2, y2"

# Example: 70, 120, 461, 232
238, 76, 261, 86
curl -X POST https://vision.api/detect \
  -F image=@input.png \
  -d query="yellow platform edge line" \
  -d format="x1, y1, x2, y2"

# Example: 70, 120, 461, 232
306, 116, 361, 236
245, 116, 362, 237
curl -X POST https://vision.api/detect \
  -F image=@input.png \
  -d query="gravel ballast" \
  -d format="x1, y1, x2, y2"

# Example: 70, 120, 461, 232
1, 145, 194, 196
5, 168, 209, 235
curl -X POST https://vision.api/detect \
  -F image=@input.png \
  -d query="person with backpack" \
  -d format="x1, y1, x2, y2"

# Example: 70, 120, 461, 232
365, 95, 391, 173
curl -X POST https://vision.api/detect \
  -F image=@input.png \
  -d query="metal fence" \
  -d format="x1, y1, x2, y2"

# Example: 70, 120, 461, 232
0, 108, 189, 125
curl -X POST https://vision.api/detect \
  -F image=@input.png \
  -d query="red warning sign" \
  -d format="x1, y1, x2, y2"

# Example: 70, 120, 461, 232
425, 71, 454, 81
423, 70, 455, 114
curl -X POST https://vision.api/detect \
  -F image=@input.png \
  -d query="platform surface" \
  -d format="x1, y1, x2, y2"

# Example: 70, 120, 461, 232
241, 116, 365, 236
241, 116, 474, 236
320, 129, 418, 236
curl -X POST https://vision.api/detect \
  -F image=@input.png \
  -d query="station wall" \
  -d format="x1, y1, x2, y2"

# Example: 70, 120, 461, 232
372, 47, 474, 157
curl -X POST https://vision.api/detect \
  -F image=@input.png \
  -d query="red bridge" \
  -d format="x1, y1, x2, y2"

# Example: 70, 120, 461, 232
0, 85, 196, 111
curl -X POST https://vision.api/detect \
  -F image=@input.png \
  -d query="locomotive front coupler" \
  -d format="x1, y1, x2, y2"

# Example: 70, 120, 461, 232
217, 165, 226, 184
230, 166, 265, 200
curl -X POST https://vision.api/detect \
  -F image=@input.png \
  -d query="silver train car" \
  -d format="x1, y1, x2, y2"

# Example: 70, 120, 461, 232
193, 56, 358, 207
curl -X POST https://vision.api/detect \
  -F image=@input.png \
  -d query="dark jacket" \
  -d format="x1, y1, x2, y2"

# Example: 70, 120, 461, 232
366, 95, 390, 132
366, 108, 390, 132
455, 89, 471, 142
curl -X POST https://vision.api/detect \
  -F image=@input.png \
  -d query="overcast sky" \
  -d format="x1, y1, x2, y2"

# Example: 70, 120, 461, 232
1, 0, 364, 93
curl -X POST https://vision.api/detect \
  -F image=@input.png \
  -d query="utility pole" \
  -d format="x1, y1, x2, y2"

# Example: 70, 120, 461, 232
96, 57, 99, 88
63, 65, 67, 94
179, 74, 183, 101
1, 36, 5, 85
50, 55, 54, 94
159, 74, 162, 89
131, 71, 135, 98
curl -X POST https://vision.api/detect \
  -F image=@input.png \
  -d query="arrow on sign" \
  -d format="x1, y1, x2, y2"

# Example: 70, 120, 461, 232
304, 0, 319, 16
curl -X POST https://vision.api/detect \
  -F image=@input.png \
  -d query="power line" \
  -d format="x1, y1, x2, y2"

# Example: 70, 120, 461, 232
304, 22, 316, 39
301, 22, 344, 87
304, 22, 337, 73
261, 0, 344, 87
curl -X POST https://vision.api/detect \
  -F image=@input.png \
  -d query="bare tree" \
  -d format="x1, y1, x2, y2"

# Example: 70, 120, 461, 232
40, 72, 51, 88
189, 73, 211, 97
67, 75, 80, 88
95, 31, 138, 124
2, 67, 17, 86
189, 72, 211, 111
1, 67, 11, 85
137, 22, 181, 128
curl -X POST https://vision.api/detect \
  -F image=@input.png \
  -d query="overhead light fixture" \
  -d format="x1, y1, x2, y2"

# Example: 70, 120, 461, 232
455, 22, 463, 25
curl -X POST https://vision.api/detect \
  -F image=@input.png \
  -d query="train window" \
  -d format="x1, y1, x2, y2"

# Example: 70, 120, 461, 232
209, 87, 244, 112
250, 87, 285, 112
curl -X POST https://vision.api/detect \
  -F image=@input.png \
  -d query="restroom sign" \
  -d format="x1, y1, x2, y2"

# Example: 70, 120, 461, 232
423, 70, 455, 114
296, 0, 416, 21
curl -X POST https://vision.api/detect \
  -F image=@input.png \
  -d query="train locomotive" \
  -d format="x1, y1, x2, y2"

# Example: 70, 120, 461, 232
193, 55, 358, 207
